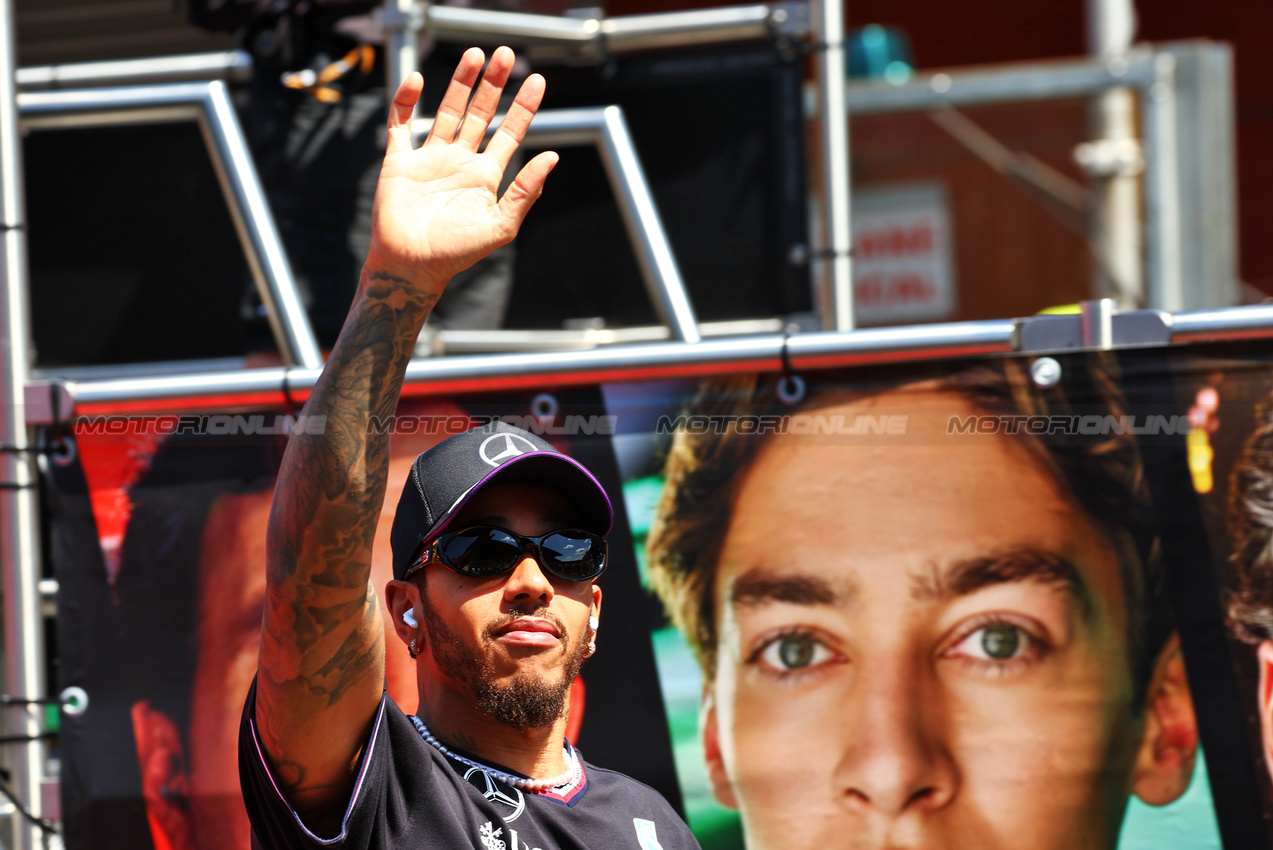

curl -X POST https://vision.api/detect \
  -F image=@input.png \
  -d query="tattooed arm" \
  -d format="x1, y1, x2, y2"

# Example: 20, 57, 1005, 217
254, 47, 557, 829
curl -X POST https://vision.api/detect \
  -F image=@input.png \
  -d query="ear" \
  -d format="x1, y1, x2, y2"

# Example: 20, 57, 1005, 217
590, 585, 602, 628
131, 700, 192, 850
1129, 634, 1199, 806
1257, 641, 1273, 781
701, 687, 738, 809
385, 578, 422, 652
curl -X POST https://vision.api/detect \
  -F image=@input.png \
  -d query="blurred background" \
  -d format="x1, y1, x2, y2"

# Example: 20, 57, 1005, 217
5, 2, 1273, 849
14, 0, 1268, 371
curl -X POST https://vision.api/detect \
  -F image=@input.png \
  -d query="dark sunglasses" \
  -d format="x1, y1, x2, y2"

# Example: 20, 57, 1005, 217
405, 525, 608, 582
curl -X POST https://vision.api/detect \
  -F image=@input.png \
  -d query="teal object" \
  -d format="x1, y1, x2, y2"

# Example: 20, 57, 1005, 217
1119, 746, 1222, 849
848, 24, 914, 84
622, 475, 666, 588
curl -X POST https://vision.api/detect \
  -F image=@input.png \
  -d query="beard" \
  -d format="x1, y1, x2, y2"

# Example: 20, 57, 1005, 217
421, 599, 589, 731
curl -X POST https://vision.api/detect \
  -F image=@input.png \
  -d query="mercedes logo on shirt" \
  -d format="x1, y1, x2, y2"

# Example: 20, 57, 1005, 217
464, 767, 526, 822
478, 433, 539, 467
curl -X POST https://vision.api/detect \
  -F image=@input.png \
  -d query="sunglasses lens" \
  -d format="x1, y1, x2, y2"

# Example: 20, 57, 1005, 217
442, 528, 522, 576
540, 532, 606, 580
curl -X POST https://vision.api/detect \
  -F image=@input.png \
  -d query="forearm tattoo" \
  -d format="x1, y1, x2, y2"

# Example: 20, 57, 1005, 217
260, 266, 438, 709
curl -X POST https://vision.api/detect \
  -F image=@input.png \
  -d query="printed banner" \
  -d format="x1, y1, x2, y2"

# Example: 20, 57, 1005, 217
47, 346, 1273, 849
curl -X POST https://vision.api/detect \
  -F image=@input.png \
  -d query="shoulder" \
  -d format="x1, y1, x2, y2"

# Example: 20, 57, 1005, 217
240, 683, 474, 848
582, 764, 672, 800
577, 763, 700, 847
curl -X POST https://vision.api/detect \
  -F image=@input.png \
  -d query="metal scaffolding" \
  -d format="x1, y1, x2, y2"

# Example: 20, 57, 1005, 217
0, 2, 1255, 846
0, 1, 43, 847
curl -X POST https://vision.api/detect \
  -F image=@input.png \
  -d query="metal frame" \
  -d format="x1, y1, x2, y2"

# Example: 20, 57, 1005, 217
811, 0, 854, 330
17, 81, 323, 370
16, 50, 252, 91
0, 0, 42, 845
22, 300, 1273, 417
843, 41, 1237, 313
11, 58, 706, 349
0, 8, 1253, 844
380, 1, 809, 133
412, 106, 701, 344
398, 2, 802, 65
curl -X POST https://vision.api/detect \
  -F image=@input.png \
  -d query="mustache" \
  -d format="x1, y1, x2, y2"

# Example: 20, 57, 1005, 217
483, 608, 569, 641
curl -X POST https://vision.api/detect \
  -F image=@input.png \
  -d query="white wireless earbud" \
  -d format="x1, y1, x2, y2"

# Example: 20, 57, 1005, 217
402, 610, 419, 628
588, 616, 599, 631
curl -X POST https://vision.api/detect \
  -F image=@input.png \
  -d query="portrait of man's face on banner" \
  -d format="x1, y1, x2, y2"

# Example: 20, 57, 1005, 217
607, 353, 1229, 850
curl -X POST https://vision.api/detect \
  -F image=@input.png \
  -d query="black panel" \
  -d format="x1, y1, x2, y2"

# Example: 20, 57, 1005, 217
510, 43, 811, 328
25, 121, 255, 367
1117, 349, 1270, 849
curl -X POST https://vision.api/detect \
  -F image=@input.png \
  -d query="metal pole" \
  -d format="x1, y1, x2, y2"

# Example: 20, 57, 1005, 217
200, 82, 323, 369
595, 107, 700, 343
811, 0, 854, 330
383, 0, 424, 113
0, 0, 45, 844
416, 106, 701, 342
17, 50, 253, 91
1142, 52, 1182, 311
1085, 0, 1142, 308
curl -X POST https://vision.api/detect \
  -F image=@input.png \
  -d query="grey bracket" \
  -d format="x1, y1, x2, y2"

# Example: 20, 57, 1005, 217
21, 383, 74, 426
1019, 299, 1172, 352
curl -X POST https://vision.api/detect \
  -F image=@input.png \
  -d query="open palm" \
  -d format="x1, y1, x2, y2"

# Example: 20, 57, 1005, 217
368, 47, 557, 293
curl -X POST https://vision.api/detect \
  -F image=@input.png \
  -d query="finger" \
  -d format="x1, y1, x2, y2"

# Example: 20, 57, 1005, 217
425, 47, 485, 147
483, 73, 545, 171
497, 150, 558, 235
386, 71, 424, 154
455, 46, 516, 152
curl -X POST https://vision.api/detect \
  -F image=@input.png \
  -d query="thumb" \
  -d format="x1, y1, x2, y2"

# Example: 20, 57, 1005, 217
387, 72, 424, 154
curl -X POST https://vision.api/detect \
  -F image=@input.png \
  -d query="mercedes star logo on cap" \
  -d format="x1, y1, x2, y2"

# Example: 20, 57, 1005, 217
478, 432, 539, 467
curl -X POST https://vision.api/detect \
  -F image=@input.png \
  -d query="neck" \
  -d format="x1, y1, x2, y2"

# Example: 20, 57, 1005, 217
416, 683, 572, 780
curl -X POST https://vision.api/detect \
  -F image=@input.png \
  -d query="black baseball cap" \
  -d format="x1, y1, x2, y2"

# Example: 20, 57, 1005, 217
390, 421, 614, 580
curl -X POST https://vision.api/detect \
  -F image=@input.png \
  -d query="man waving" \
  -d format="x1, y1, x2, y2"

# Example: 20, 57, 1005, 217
239, 46, 699, 850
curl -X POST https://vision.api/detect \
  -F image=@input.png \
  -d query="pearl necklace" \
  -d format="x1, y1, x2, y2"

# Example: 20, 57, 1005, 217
410, 715, 581, 793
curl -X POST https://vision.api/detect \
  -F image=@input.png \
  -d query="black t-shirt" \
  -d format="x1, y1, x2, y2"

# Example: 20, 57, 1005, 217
239, 682, 701, 850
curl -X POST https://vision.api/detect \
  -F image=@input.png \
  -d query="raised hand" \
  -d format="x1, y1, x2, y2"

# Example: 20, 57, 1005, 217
255, 50, 556, 826
367, 46, 558, 294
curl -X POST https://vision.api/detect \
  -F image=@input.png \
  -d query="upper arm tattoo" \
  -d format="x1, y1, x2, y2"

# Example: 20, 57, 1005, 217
261, 268, 438, 706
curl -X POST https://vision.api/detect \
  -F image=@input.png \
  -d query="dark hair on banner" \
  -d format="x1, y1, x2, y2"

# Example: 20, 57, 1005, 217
1227, 394, 1273, 644
646, 354, 1169, 711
